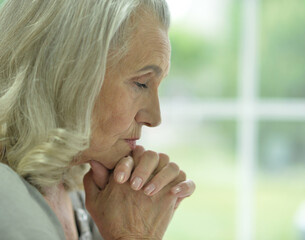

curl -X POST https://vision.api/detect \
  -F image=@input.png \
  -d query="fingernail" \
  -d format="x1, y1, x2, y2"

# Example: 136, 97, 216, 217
131, 177, 142, 190
116, 172, 125, 183
172, 186, 182, 194
144, 184, 156, 195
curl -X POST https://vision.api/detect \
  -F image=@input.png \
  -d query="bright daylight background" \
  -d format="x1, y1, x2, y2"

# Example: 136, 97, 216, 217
0, 0, 304, 240
139, 0, 305, 240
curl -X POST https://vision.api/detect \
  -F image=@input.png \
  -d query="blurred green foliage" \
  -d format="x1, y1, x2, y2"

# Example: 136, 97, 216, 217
165, 0, 305, 99
169, 28, 212, 76
259, 0, 305, 98
161, 2, 240, 99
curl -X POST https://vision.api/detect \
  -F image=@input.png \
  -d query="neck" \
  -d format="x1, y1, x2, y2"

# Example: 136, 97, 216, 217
43, 184, 78, 240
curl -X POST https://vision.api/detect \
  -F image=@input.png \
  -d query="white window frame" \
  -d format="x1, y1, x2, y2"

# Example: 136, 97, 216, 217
143, 1, 305, 239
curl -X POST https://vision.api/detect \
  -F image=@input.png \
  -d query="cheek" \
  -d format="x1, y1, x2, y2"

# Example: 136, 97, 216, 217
106, 111, 133, 134
99, 89, 137, 136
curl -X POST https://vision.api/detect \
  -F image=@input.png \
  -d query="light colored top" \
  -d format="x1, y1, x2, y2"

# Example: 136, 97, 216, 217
0, 163, 66, 239
0, 163, 103, 240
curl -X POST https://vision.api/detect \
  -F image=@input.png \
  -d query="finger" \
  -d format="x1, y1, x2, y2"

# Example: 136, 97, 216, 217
151, 169, 187, 198
83, 169, 99, 211
143, 162, 180, 196
154, 153, 170, 173
132, 145, 145, 165
174, 197, 184, 210
113, 156, 134, 184
171, 179, 196, 198
130, 150, 159, 191
173, 180, 196, 210
89, 160, 110, 190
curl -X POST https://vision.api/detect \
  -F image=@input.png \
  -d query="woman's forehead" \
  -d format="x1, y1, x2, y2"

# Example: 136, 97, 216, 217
108, 12, 171, 78
128, 30, 170, 73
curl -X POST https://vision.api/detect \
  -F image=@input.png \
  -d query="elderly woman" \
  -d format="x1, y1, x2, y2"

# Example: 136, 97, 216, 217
0, 0, 195, 239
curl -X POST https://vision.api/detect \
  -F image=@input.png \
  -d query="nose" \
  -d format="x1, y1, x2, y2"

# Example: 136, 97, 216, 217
135, 94, 161, 127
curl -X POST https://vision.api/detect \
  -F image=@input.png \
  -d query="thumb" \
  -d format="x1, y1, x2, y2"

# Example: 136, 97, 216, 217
89, 160, 110, 190
83, 169, 99, 205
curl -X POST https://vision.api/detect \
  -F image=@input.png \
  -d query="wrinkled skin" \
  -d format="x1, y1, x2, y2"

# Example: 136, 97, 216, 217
84, 163, 186, 240
82, 10, 196, 240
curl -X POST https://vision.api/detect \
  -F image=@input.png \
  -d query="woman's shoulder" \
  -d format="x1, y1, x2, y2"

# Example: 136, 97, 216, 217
0, 162, 37, 202
0, 162, 26, 190
0, 163, 66, 240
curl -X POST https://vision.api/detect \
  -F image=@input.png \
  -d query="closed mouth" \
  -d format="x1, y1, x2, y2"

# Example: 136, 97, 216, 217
125, 139, 138, 150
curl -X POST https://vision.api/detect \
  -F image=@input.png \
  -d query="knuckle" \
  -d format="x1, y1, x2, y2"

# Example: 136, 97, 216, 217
133, 163, 151, 177
143, 150, 158, 159
158, 153, 170, 164
179, 170, 187, 180
168, 162, 180, 172
133, 168, 149, 177
134, 145, 145, 153
154, 172, 167, 184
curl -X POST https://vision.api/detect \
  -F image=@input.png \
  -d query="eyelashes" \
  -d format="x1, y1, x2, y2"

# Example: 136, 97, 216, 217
132, 72, 153, 90
134, 81, 148, 89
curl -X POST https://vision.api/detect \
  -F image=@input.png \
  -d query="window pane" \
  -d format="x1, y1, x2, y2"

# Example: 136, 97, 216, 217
162, 0, 239, 99
140, 118, 237, 240
256, 121, 305, 240
259, 0, 305, 98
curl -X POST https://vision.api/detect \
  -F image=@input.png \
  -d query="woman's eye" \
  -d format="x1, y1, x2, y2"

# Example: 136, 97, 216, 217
134, 82, 148, 89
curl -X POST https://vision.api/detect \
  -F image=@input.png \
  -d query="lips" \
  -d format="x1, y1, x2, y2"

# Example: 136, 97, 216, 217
125, 139, 138, 150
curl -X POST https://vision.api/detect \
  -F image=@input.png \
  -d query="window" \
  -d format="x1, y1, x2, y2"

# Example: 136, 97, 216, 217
140, 0, 305, 239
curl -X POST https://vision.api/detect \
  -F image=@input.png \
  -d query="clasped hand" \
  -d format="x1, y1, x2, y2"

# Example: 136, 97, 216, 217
83, 146, 196, 240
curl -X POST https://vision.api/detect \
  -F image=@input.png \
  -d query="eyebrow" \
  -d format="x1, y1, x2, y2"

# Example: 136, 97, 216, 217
137, 65, 162, 77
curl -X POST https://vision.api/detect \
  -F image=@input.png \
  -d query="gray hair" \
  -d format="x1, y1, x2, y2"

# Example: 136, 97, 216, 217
0, 0, 170, 192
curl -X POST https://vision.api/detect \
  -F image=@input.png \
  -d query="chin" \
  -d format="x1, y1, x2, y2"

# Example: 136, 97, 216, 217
95, 150, 132, 170
78, 140, 132, 169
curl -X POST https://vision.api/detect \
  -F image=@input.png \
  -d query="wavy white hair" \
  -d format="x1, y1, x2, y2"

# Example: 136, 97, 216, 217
0, 0, 170, 192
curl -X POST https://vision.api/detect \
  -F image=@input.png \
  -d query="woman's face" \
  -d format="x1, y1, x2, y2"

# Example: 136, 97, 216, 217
81, 14, 171, 169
